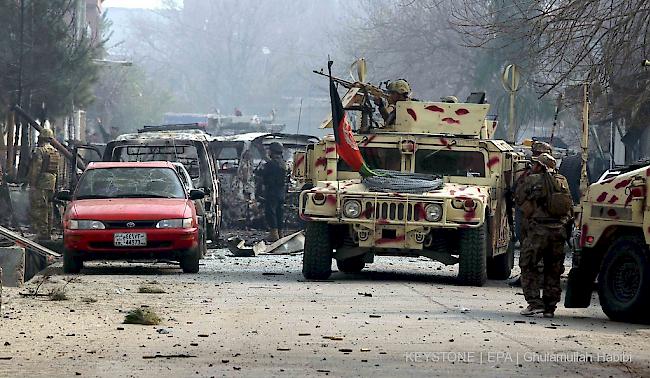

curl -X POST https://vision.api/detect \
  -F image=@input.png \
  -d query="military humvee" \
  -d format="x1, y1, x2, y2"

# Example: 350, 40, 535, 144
565, 160, 650, 323
295, 94, 527, 286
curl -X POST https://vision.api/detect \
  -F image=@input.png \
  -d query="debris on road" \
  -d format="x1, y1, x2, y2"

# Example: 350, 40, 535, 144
142, 354, 195, 359
138, 285, 166, 294
227, 231, 305, 257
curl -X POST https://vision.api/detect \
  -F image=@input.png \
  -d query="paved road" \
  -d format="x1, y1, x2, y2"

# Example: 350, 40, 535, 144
1, 250, 649, 377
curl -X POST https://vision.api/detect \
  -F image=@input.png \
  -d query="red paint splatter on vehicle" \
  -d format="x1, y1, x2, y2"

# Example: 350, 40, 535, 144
440, 137, 453, 150
596, 192, 608, 202
486, 156, 500, 169
294, 154, 305, 167
646, 167, 650, 176
607, 195, 619, 204
425, 105, 444, 113
614, 179, 631, 189
607, 209, 617, 217
455, 108, 470, 116
407, 108, 417, 121
326, 195, 337, 205
449, 190, 456, 196
377, 219, 389, 225
360, 135, 377, 147
442, 117, 460, 125
325, 146, 336, 154
326, 169, 333, 176
315, 157, 327, 167
414, 203, 427, 220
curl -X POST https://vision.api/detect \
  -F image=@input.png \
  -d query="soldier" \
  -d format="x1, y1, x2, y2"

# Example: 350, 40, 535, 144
515, 153, 572, 318
27, 128, 60, 241
373, 79, 411, 126
259, 142, 287, 242
510, 140, 553, 288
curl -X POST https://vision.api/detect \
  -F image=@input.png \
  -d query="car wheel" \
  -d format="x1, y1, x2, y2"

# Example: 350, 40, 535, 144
487, 241, 514, 280
63, 248, 83, 274
598, 236, 650, 323
336, 256, 365, 273
180, 247, 200, 273
457, 221, 488, 286
302, 222, 333, 280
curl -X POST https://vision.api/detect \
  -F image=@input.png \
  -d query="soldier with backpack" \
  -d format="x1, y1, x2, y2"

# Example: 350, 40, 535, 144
515, 153, 573, 318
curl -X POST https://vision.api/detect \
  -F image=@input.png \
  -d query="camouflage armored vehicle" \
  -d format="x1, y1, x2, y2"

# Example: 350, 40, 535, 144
295, 92, 526, 286
565, 160, 650, 322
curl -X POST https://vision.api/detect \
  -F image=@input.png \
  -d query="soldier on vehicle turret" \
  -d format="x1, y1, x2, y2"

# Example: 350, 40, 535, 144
27, 128, 60, 241
373, 79, 412, 126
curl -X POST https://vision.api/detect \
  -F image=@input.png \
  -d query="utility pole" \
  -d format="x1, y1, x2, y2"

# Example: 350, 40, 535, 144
502, 64, 520, 144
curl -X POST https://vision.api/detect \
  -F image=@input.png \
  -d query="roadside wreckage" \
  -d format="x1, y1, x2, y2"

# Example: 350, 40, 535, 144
226, 230, 305, 257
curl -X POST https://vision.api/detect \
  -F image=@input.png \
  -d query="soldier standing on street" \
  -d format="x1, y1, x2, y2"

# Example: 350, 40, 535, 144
373, 79, 412, 126
510, 140, 553, 287
515, 153, 573, 318
259, 142, 287, 242
27, 128, 60, 241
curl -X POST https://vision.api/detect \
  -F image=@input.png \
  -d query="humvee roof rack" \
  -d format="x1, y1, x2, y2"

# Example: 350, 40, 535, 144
138, 123, 207, 133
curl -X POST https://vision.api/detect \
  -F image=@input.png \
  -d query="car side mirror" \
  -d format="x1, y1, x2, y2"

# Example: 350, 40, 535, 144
189, 189, 205, 200
55, 190, 72, 202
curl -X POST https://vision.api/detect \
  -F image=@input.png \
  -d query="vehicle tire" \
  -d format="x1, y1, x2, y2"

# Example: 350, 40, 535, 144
63, 248, 83, 274
598, 236, 650, 323
302, 222, 332, 280
457, 222, 488, 286
336, 256, 365, 273
487, 241, 514, 280
180, 247, 200, 273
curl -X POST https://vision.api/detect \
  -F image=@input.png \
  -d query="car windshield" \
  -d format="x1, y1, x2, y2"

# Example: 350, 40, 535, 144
415, 150, 486, 177
75, 167, 186, 199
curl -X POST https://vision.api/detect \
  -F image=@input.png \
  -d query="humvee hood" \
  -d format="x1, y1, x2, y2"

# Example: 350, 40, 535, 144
314, 180, 490, 202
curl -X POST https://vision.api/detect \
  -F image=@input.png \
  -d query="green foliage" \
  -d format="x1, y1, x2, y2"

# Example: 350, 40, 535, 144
0, 0, 104, 118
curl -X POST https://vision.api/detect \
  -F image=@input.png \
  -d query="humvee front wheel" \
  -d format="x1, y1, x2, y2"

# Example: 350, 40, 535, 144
302, 222, 333, 279
336, 256, 365, 273
598, 236, 650, 323
457, 222, 488, 286
487, 241, 514, 280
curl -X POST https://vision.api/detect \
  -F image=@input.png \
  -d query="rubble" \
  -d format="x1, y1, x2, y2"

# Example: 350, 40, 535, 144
226, 231, 305, 257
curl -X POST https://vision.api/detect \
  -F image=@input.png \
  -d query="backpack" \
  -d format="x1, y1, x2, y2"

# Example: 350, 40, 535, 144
543, 172, 573, 217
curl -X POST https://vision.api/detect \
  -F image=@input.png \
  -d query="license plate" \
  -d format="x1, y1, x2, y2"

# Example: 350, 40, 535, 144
114, 233, 147, 247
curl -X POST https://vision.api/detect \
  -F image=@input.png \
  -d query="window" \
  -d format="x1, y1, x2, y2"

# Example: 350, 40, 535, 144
75, 167, 186, 199
415, 150, 485, 177
115, 144, 201, 179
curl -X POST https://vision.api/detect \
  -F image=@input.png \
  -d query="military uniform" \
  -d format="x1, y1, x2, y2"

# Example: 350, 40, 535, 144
259, 144, 287, 241
28, 137, 60, 240
515, 153, 571, 317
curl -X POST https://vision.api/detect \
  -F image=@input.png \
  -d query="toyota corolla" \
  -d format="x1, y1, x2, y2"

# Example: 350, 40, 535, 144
59, 161, 206, 273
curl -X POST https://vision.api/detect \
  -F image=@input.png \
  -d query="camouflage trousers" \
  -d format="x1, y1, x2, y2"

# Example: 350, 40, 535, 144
30, 188, 54, 240
519, 223, 567, 310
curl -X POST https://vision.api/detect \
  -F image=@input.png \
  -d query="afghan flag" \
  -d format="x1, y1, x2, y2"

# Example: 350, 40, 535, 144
328, 62, 375, 178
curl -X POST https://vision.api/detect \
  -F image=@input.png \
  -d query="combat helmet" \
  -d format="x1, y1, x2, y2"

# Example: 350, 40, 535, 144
38, 128, 54, 140
531, 140, 552, 156
387, 79, 411, 96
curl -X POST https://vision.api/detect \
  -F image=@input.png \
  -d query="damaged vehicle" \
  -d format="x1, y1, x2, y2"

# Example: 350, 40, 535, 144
58, 161, 206, 273
210, 132, 319, 230
103, 124, 221, 243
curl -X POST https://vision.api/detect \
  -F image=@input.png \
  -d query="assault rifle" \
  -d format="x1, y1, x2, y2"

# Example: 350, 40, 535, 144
312, 70, 391, 101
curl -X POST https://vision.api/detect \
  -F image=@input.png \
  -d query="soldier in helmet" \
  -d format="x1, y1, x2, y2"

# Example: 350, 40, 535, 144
510, 140, 553, 287
373, 79, 411, 126
259, 141, 287, 242
515, 153, 573, 318
27, 128, 60, 241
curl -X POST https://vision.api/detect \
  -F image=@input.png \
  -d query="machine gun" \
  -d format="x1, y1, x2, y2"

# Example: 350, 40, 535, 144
312, 70, 390, 101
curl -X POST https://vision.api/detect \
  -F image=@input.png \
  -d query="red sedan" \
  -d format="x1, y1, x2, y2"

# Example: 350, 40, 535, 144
59, 161, 206, 273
